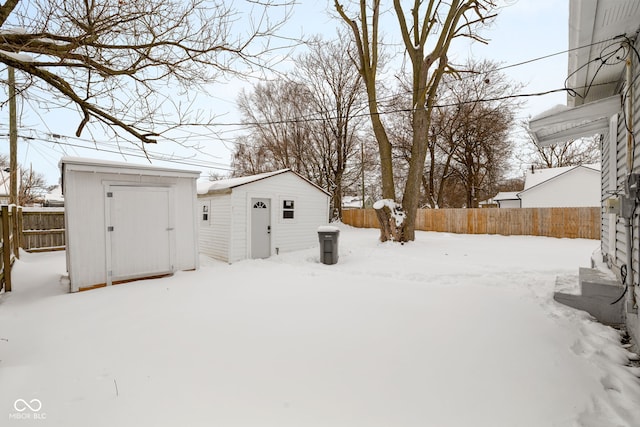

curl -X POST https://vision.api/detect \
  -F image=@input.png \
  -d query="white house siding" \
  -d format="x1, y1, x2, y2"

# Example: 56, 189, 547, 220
629, 34, 640, 344
228, 190, 249, 263
601, 34, 640, 348
198, 194, 232, 262
600, 114, 616, 263
601, 112, 628, 272
519, 168, 601, 208
62, 159, 199, 292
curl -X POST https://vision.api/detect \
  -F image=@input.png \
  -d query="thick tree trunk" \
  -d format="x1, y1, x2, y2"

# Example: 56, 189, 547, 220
332, 171, 343, 221
401, 107, 430, 241
370, 102, 395, 201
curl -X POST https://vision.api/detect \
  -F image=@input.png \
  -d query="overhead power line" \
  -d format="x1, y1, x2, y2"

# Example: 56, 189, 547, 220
0, 34, 625, 168
0, 132, 233, 172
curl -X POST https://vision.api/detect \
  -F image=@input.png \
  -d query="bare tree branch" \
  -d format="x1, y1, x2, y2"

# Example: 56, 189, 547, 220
0, 0, 296, 145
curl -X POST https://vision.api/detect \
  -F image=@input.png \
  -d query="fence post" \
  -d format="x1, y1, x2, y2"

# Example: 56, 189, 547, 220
2, 205, 12, 291
12, 205, 20, 259
17, 206, 23, 251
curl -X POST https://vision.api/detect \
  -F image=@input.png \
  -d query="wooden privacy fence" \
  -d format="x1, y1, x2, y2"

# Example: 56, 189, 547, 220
0, 205, 22, 292
21, 208, 66, 252
0, 207, 65, 293
342, 207, 601, 239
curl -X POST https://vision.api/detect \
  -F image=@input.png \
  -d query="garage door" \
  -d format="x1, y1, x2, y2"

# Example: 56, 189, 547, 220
106, 186, 173, 285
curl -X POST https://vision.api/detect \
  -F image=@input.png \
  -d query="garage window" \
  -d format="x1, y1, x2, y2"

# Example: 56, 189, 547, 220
201, 202, 210, 224
282, 200, 294, 219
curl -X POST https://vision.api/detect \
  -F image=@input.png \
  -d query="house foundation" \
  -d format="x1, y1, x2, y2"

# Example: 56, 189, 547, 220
554, 267, 625, 326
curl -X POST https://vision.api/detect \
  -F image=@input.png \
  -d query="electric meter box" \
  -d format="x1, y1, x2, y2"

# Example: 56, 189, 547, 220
605, 197, 620, 215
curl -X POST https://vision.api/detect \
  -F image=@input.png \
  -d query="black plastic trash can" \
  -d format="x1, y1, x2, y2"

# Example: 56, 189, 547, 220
318, 226, 340, 265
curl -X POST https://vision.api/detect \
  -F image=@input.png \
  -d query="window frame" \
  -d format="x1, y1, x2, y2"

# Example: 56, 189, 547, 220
280, 197, 296, 222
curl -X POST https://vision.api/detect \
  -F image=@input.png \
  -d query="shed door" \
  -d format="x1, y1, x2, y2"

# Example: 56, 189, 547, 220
251, 198, 271, 259
107, 186, 173, 284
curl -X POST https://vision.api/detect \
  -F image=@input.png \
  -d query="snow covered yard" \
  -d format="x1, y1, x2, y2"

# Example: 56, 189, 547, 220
1, 225, 639, 427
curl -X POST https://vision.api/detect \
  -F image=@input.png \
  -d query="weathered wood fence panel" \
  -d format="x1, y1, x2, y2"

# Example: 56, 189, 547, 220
21, 209, 66, 251
0, 205, 21, 292
342, 207, 600, 239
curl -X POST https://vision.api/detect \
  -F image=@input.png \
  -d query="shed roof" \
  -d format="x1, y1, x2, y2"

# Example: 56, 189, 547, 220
197, 169, 330, 196
59, 156, 201, 178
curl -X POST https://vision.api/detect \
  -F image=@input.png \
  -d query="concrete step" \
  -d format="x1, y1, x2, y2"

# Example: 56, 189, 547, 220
554, 267, 625, 325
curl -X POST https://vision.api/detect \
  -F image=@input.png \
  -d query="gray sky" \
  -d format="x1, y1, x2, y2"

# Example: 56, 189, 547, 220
0, 0, 570, 186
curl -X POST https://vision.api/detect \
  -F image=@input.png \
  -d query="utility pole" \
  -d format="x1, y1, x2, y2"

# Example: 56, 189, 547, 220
8, 66, 18, 205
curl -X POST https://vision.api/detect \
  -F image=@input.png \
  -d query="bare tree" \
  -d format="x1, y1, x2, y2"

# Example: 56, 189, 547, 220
233, 36, 369, 220
517, 129, 600, 169
447, 102, 512, 207
0, 155, 49, 205
431, 60, 519, 207
231, 135, 275, 176
335, 0, 497, 241
233, 79, 317, 177
19, 166, 49, 206
0, 0, 294, 145
293, 35, 367, 219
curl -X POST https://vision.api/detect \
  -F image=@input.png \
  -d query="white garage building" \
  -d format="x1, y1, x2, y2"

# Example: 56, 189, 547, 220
197, 169, 330, 263
60, 157, 200, 292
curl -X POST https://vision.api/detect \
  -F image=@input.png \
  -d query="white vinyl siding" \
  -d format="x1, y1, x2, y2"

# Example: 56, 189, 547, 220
198, 194, 232, 262
630, 35, 640, 296
601, 109, 628, 275
627, 34, 640, 345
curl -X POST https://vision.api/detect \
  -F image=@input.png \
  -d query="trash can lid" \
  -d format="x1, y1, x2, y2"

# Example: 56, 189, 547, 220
317, 225, 340, 233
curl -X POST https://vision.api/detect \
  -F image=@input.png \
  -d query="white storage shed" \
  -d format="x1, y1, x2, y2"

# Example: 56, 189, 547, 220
197, 169, 330, 263
60, 157, 200, 292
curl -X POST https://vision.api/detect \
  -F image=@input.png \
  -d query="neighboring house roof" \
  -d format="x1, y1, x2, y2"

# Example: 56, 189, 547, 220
521, 164, 600, 193
197, 169, 330, 196
520, 164, 600, 196
480, 192, 521, 208
44, 185, 64, 204
342, 196, 363, 209
493, 191, 520, 201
